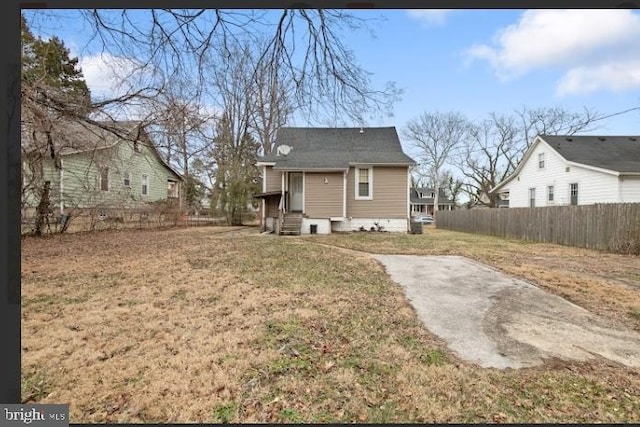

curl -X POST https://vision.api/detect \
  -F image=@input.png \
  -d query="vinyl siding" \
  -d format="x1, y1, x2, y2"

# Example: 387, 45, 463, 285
22, 158, 62, 210
23, 140, 180, 211
304, 172, 344, 218
265, 196, 280, 217
265, 166, 282, 192
507, 140, 621, 207
22, 157, 60, 212
620, 176, 640, 202
346, 166, 408, 218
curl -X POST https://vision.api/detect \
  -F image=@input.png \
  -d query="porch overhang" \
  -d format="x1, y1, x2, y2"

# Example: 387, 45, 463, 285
252, 191, 282, 199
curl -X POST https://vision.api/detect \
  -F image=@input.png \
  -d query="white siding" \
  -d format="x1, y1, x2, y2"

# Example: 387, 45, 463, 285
620, 176, 640, 202
507, 140, 621, 207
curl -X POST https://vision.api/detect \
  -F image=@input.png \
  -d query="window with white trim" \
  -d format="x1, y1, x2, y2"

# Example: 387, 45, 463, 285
547, 185, 554, 203
141, 174, 149, 196
167, 180, 178, 198
123, 171, 131, 187
529, 187, 536, 208
355, 167, 372, 200
100, 167, 109, 191
570, 183, 578, 206
538, 153, 545, 169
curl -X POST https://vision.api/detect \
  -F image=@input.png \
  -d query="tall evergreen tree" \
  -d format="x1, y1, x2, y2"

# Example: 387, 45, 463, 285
21, 14, 92, 117
21, 14, 93, 235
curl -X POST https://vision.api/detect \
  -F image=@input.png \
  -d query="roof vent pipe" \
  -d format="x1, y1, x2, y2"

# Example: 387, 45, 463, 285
359, 127, 364, 134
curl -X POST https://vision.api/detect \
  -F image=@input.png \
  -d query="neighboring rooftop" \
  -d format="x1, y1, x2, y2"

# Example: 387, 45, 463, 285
541, 135, 640, 173
259, 127, 416, 169
22, 119, 147, 155
410, 187, 453, 204
22, 119, 182, 179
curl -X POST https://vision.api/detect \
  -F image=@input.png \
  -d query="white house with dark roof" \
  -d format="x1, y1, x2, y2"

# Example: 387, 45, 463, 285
409, 187, 454, 215
491, 134, 640, 208
255, 127, 416, 234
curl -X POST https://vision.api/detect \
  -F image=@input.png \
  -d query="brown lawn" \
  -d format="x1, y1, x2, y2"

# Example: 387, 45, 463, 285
21, 226, 640, 423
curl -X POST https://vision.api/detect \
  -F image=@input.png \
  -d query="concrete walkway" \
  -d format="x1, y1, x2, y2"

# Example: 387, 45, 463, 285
373, 254, 640, 369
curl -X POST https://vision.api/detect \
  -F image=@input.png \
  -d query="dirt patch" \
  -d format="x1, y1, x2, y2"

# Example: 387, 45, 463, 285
489, 286, 640, 367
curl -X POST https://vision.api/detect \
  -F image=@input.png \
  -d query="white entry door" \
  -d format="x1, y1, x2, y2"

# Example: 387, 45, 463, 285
289, 173, 303, 212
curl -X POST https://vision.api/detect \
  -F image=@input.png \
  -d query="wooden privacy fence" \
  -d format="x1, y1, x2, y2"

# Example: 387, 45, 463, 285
436, 203, 640, 254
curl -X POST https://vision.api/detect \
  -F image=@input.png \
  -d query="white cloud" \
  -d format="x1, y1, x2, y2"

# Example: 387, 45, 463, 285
407, 10, 454, 26
557, 60, 640, 96
79, 53, 155, 120
467, 10, 640, 77
79, 53, 145, 99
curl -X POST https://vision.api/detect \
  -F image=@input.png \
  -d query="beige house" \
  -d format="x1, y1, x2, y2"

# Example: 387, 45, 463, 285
255, 127, 416, 235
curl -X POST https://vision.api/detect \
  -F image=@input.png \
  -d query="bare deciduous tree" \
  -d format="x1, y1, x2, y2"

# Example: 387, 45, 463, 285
457, 107, 602, 207
65, 9, 402, 125
403, 111, 470, 214
205, 41, 262, 225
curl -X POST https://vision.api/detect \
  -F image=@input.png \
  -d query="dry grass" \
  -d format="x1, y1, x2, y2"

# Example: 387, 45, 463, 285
308, 228, 640, 332
21, 226, 640, 423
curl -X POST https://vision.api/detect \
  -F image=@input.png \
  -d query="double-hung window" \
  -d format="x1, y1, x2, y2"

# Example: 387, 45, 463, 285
355, 167, 373, 200
141, 174, 149, 196
529, 188, 536, 208
100, 167, 109, 191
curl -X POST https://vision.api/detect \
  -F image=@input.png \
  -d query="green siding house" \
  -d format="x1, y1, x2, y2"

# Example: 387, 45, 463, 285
23, 120, 183, 216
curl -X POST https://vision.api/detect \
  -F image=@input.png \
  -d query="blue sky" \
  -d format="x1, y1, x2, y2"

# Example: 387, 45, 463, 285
341, 10, 640, 132
25, 9, 640, 144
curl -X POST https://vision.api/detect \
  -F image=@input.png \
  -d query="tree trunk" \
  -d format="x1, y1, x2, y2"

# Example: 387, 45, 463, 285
33, 181, 52, 236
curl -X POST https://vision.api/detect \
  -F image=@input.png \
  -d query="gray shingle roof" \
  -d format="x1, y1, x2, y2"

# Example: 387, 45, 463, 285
22, 120, 146, 155
22, 119, 182, 180
541, 135, 640, 173
259, 127, 416, 169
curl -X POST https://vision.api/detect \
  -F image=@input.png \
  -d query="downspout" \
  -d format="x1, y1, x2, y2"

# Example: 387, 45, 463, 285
262, 165, 267, 230
406, 166, 410, 231
343, 170, 347, 219
302, 172, 306, 214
